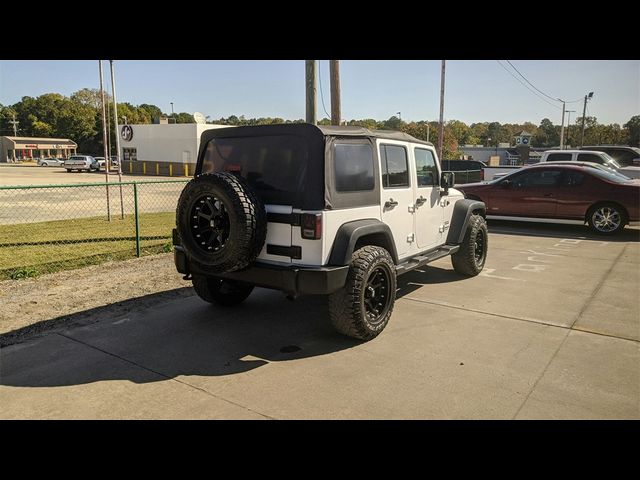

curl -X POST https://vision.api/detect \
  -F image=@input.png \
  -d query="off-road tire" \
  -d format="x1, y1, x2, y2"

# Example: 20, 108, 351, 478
329, 246, 397, 341
587, 202, 627, 235
192, 275, 254, 306
451, 214, 488, 276
176, 173, 266, 273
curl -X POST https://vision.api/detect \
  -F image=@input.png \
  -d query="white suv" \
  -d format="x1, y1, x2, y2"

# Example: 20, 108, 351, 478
173, 124, 488, 340
540, 149, 640, 179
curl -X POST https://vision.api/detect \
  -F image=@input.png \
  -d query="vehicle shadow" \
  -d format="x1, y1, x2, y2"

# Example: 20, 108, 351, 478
488, 219, 640, 242
0, 288, 360, 388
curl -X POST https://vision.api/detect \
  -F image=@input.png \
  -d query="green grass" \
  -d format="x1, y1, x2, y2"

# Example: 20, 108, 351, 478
0, 212, 175, 280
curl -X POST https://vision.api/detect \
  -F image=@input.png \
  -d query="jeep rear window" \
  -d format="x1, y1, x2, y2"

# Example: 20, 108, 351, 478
201, 135, 308, 205
334, 143, 374, 192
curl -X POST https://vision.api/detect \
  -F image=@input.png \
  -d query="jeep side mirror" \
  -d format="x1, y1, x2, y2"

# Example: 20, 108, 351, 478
440, 171, 454, 195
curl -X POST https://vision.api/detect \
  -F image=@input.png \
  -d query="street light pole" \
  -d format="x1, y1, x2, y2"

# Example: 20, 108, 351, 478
580, 92, 594, 147
170, 102, 175, 123
110, 59, 124, 219
558, 99, 566, 149
98, 60, 111, 221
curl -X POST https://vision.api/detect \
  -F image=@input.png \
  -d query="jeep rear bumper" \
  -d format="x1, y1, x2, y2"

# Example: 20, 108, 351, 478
174, 246, 349, 296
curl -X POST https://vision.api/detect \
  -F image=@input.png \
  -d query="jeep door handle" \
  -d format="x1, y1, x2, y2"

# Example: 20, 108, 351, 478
385, 199, 399, 209
415, 196, 427, 207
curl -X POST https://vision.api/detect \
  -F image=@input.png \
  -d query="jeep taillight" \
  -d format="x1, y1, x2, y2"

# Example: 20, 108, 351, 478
301, 213, 322, 240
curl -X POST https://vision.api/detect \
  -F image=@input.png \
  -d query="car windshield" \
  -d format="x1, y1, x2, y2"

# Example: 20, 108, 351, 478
588, 167, 635, 184
582, 163, 632, 180
600, 152, 622, 169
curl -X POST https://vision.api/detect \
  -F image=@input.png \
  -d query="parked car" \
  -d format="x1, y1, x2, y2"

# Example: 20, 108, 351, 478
457, 163, 639, 235
92, 157, 106, 171
581, 145, 640, 167
539, 149, 640, 179
37, 157, 65, 167
64, 155, 97, 172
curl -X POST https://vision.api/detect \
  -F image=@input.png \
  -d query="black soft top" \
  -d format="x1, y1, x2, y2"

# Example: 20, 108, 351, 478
198, 123, 433, 147
196, 124, 433, 210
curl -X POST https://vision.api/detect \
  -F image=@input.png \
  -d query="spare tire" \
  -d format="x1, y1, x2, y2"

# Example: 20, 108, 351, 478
176, 173, 266, 273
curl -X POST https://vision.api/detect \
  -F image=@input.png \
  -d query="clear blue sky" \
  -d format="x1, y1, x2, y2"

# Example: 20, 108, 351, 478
1, 60, 638, 125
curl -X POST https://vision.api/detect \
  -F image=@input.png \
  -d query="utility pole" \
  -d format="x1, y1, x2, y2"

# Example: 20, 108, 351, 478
426, 123, 430, 143
558, 100, 566, 149
305, 60, 317, 125
566, 110, 576, 148
397, 112, 401, 122
580, 92, 594, 147
9, 114, 19, 136
437, 60, 446, 161
99, 60, 111, 221
110, 59, 125, 220
330, 60, 341, 126
170, 102, 175, 123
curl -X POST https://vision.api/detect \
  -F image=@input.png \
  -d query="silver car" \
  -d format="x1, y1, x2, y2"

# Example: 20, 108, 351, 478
37, 157, 65, 167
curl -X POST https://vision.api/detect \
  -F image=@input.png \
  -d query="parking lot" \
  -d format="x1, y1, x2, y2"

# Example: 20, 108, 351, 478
0, 163, 171, 186
1, 220, 638, 419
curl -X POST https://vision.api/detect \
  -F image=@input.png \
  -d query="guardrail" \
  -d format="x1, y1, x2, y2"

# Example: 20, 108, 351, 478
0, 180, 189, 279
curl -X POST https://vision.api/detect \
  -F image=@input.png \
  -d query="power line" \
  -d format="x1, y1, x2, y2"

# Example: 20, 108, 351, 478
318, 60, 331, 119
505, 60, 560, 102
505, 61, 584, 104
496, 61, 561, 110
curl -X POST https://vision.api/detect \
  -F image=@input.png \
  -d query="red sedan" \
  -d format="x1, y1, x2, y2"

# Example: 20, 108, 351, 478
457, 163, 640, 235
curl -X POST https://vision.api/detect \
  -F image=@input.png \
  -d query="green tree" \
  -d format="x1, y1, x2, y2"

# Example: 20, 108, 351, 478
382, 116, 403, 130
624, 115, 640, 146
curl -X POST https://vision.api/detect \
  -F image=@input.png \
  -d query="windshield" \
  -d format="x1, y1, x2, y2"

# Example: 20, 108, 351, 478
600, 152, 622, 169
588, 167, 635, 184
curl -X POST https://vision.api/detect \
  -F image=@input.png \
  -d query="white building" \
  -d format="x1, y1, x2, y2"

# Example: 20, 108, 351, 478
119, 123, 230, 166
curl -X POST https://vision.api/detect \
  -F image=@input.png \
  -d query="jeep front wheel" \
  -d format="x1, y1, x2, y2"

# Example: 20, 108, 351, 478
192, 275, 254, 306
451, 214, 488, 276
329, 246, 397, 341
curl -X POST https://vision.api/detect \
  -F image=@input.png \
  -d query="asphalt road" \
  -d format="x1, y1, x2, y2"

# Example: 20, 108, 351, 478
0, 164, 187, 224
1, 221, 638, 419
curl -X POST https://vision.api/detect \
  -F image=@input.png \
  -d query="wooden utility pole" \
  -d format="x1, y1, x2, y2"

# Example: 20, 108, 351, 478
305, 60, 317, 125
330, 60, 341, 125
437, 60, 446, 161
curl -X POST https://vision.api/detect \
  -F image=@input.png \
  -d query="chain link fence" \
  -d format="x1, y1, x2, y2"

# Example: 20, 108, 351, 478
0, 180, 188, 280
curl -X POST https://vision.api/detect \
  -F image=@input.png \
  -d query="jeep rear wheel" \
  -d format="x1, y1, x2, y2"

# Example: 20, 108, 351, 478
451, 214, 488, 276
176, 173, 267, 273
329, 246, 397, 341
192, 275, 254, 306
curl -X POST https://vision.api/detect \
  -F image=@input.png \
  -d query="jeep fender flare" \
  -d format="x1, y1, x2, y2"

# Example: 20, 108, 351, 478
446, 199, 486, 245
328, 219, 398, 266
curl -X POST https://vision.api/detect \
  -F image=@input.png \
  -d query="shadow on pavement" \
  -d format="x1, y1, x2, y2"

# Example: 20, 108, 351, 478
0, 288, 360, 388
488, 219, 640, 242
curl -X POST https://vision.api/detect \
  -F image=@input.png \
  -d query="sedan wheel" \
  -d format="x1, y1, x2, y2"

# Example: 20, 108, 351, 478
588, 204, 626, 235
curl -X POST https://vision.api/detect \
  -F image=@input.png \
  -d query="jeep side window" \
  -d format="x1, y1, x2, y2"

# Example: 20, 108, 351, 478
380, 144, 409, 188
414, 148, 438, 186
334, 143, 375, 192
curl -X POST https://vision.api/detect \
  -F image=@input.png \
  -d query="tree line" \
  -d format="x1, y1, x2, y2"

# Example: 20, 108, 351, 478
2, 89, 639, 157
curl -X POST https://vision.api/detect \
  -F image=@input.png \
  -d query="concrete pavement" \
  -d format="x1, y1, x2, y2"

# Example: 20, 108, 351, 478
1, 221, 638, 419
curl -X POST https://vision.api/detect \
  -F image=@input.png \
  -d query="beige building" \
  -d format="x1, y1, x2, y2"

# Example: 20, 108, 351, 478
0, 136, 77, 162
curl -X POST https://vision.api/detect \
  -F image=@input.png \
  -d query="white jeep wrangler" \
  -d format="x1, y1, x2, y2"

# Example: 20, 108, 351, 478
173, 124, 487, 340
